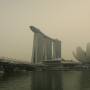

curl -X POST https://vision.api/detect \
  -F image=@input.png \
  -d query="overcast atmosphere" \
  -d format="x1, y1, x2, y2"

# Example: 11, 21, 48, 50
0, 0, 90, 61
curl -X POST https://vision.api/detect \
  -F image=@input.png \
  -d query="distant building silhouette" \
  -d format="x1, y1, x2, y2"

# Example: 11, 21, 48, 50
73, 46, 86, 62
86, 42, 90, 61
73, 43, 90, 63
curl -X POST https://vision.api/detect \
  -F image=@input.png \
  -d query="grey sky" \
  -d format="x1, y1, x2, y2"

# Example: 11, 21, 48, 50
0, 0, 90, 61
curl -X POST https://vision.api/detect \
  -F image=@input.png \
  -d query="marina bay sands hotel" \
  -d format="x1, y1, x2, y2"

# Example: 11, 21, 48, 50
30, 26, 61, 64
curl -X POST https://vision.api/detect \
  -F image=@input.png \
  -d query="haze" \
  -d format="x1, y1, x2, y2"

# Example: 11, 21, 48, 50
0, 0, 90, 62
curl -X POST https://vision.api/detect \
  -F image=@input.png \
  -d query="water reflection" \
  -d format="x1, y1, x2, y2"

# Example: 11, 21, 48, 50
31, 71, 63, 90
0, 71, 90, 90
62, 71, 81, 90
80, 71, 90, 90
0, 72, 31, 90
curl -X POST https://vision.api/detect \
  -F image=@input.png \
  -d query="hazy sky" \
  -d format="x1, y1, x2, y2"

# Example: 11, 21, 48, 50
0, 0, 90, 61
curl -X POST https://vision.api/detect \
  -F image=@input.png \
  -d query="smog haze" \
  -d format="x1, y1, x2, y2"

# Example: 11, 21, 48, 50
0, 0, 90, 61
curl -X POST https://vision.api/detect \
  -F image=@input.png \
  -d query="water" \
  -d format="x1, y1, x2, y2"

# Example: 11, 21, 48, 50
0, 71, 90, 90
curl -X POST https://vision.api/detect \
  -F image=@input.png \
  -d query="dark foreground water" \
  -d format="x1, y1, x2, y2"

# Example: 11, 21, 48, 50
0, 71, 90, 90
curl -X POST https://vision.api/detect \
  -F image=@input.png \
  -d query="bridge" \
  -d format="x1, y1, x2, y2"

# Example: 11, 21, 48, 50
0, 26, 80, 72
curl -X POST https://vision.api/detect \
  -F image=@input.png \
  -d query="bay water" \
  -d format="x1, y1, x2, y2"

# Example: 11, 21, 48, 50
0, 71, 90, 90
